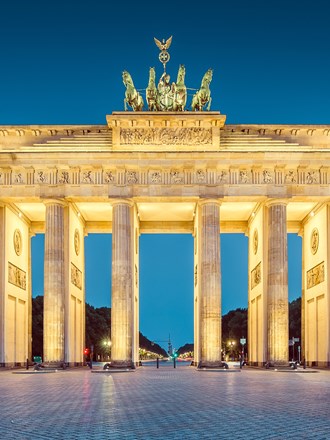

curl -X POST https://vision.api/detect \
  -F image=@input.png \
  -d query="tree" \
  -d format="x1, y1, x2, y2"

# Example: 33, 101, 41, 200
289, 297, 301, 340
85, 304, 111, 351
222, 308, 247, 342
177, 343, 193, 356
32, 295, 43, 358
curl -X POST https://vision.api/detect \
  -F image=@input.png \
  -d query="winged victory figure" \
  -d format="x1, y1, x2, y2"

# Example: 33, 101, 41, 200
154, 36, 173, 51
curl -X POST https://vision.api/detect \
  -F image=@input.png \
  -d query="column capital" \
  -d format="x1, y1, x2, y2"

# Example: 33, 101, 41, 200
198, 198, 222, 208
110, 198, 135, 208
42, 198, 68, 208
265, 198, 289, 208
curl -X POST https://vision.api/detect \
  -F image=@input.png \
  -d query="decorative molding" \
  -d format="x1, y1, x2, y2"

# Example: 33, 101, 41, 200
307, 261, 324, 289
71, 262, 82, 290
8, 262, 26, 290
251, 262, 261, 290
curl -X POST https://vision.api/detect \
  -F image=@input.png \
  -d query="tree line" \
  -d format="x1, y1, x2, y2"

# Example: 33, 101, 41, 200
32, 296, 301, 359
32, 297, 167, 359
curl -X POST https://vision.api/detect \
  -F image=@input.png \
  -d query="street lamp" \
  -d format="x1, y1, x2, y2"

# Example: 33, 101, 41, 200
228, 341, 236, 361
103, 340, 111, 361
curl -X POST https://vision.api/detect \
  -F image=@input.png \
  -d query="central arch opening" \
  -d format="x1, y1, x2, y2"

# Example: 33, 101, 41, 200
140, 234, 194, 354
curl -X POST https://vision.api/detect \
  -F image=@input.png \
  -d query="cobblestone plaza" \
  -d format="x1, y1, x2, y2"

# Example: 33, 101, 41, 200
1, 365, 329, 439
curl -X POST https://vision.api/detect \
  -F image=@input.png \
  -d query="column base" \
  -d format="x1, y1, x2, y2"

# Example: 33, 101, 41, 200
265, 360, 289, 368
307, 361, 330, 368
109, 361, 136, 369
67, 362, 84, 368
39, 361, 67, 370
198, 361, 227, 369
0, 362, 22, 368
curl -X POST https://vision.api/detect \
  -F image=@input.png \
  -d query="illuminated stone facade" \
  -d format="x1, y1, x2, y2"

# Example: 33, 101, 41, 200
0, 112, 329, 367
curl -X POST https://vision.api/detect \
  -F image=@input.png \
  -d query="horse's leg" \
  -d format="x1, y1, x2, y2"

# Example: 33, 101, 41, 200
124, 98, 127, 111
207, 97, 212, 111
191, 95, 196, 111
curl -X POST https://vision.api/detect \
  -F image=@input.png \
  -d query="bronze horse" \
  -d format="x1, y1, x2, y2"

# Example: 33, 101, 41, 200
191, 69, 213, 111
122, 70, 144, 111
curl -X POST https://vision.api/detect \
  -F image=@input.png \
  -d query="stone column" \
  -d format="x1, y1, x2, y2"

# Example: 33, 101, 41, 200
43, 200, 66, 364
198, 199, 222, 367
28, 230, 34, 362
111, 200, 134, 368
267, 201, 289, 365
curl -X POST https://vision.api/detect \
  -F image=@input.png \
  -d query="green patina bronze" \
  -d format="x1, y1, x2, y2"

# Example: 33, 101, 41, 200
122, 37, 212, 112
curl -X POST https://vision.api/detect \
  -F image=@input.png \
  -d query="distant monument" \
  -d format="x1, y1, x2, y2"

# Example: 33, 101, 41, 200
122, 36, 213, 112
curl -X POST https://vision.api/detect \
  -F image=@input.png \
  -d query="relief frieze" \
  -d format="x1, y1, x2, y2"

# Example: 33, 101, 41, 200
59, 170, 70, 184
263, 170, 273, 183
150, 171, 162, 183
251, 262, 261, 290
71, 262, 82, 290
36, 170, 47, 183
240, 170, 249, 183
0, 166, 327, 187
170, 171, 183, 184
217, 171, 228, 183
306, 171, 318, 184
285, 170, 296, 183
196, 170, 206, 183
307, 261, 324, 289
126, 171, 138, 184
82, 171, 93, 184
8, 262, 26, 290
104, 171, 115, 183
120, 127, 212, 145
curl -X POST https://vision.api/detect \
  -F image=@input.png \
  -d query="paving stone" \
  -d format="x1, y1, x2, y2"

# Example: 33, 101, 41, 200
0, 365, 329, 439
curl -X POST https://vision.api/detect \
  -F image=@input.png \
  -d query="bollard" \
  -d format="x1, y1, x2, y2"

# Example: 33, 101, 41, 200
156, 357, 159, 369
173, 357, 176, 369
26, 358, 29, 370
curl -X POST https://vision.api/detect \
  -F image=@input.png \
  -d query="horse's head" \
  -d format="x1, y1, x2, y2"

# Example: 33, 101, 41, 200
122, 70, 133, 87
148, 67, 156, 86
205, 69, 213, 83
177, 64, 186, 84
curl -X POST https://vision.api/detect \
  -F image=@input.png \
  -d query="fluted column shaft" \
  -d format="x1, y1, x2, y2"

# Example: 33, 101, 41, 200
111, 200, 134, 367
44, 201, 66, 363
199, 200, 222, 366
267, 202, 289, 364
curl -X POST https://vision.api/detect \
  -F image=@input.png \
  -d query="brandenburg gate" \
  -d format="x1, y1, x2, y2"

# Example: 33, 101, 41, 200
0, 39, 329, 368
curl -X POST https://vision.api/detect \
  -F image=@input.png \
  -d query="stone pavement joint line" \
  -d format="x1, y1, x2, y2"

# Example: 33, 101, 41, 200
0, 365, 329, 439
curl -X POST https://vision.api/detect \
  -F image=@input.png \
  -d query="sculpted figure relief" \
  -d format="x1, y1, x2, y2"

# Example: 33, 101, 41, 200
59, 171, 69, 184
306, 171, 318, 184
310, 228, 319, 255
13, 229, 22, 256
120, 127, 212, 145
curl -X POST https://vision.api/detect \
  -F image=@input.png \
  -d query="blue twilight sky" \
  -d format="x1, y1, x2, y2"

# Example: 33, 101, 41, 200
2, 0, 329, 349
